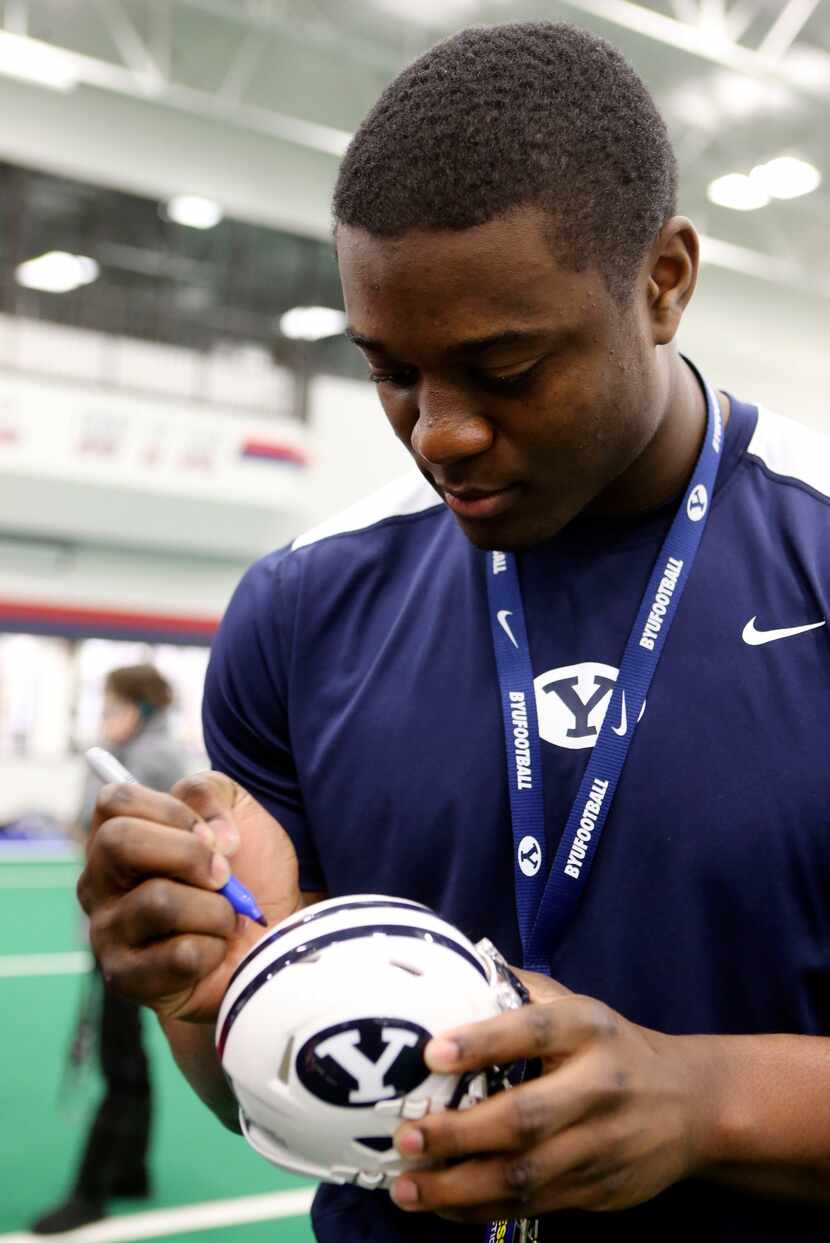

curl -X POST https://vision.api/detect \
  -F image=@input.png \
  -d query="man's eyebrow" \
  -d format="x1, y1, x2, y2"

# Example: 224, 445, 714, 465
454, 329, 551, 354
345, 328, 552, 353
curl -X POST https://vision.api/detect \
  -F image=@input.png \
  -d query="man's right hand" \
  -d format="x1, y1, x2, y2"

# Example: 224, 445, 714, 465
77, 772, 306, 1024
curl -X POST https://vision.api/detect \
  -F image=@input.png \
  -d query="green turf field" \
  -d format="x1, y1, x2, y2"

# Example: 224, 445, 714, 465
0, 854, 315, 1242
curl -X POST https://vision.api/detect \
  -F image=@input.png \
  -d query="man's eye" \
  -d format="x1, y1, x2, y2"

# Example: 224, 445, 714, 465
369, 369, 417, 389
479, 362, 541, 393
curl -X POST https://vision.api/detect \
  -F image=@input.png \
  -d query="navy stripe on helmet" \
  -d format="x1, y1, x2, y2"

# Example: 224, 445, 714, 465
217, 923, 487, 1058
226, 898, 434, 991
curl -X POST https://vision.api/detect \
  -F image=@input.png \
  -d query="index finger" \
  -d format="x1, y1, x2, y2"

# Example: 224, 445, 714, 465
425, 995, 616, 1073
90, 781, 202, 839
170, 771, 242, 855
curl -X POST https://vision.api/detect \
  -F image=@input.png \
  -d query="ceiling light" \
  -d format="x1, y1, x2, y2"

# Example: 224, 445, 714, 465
166, 195, 223, 229
15, 252, 99, 294
749, 156, 821, 200
279, 306, 347, 341
0, 31, 79, 92
707, 173, 770, 212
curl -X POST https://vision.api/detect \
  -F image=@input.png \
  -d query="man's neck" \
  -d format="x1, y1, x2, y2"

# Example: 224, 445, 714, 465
590, 356, 729, 518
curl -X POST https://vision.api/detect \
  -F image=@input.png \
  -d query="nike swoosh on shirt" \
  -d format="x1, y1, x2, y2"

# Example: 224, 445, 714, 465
496, 609, 519, 648
742, 616, 826, 646
612, 691, 627, 736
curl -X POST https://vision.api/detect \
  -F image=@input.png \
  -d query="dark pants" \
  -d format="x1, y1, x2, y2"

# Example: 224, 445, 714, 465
74, 966, 152, 1199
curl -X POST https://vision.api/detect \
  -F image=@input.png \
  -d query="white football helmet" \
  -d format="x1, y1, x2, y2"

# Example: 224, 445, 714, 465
216, 894, 527, 1190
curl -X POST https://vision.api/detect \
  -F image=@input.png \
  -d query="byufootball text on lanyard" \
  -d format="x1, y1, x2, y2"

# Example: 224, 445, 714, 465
486, 367, 722, 973
482, 369, 722, 1242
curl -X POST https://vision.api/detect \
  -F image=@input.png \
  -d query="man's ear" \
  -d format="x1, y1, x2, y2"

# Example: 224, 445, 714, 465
645, 217, 699, 346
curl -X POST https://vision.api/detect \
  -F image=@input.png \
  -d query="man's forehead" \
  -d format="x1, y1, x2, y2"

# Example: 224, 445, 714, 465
336, 212, 610, 338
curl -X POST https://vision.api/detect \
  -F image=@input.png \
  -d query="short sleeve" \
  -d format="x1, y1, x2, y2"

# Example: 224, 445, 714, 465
202, 550, 325, 891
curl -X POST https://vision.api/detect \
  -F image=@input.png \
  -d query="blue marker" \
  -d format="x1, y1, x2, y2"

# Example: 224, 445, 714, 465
85, 747, 267, 927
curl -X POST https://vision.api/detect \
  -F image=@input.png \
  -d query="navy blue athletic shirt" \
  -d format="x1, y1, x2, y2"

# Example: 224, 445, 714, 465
204, 388, 830, 1242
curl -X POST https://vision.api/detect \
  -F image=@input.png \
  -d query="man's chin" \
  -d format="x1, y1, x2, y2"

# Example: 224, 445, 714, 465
448, 509, 565, 553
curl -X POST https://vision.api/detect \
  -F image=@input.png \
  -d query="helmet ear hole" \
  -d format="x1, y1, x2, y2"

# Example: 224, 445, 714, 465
355, 1136, 395, 1152
389, 959, 423, 977
277, 1035, 295, 1085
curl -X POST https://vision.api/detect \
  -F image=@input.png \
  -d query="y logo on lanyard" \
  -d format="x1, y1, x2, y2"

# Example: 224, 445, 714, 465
485, 362, 723, 976
687, 483, 708, 521
517, 835, 542, 877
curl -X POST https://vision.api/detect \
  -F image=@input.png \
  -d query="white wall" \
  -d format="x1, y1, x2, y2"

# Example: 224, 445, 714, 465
0, 271, 826, 626
681, 263, 830, 430
0, 320, 309, 564
304, 373, 412, 524
0, 756, 84, 825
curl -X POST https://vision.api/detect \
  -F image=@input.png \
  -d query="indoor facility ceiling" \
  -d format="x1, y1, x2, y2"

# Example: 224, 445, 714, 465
0, 0, 827, 365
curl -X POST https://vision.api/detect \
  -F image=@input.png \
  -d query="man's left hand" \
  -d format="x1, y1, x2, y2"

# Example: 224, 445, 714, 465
391, 969, 724, 1222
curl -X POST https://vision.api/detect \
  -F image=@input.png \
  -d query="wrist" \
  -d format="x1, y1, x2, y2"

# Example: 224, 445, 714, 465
673, 1033, 780, 1172
651, 1031, 736, 1173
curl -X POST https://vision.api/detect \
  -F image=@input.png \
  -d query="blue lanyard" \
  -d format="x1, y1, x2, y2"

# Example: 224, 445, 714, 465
486, 368, 723, 975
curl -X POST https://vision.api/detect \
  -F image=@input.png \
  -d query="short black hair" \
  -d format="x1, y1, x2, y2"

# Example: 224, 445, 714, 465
333, 22, 677, 300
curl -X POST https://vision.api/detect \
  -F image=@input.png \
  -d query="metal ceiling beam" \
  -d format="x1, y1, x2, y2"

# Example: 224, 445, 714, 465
0, 32, 351, 156
175, 0, 407, 75
669, 0, 699, 23
557, 0, 828, 96
218, 30, 264, 104
91, 0, 165, 87
3, 0, 28, 35
699, 0, 727, 32
757, 0, 823, 62
148, 1, 173, 82
723, 0, 758, 43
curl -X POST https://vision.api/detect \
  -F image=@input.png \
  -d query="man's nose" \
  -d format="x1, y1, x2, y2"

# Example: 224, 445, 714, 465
409, 382, 493, 466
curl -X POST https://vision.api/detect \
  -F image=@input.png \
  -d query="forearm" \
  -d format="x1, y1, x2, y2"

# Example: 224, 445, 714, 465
694, 1033, 830, 1203
160, 1016, 241, 1133
158, 890, 328, 1132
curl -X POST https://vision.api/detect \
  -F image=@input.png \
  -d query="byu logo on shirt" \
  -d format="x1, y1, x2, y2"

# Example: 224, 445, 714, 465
534, 662, 645, 750
296, 1018, 430, 1107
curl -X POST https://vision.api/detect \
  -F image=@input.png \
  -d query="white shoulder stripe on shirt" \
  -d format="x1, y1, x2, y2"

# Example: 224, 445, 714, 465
293, 408, 829, 553
746, 407, 830, 502
292, 470, 441, 550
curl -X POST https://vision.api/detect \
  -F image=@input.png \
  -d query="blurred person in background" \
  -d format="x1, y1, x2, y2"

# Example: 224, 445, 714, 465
32, 664, 189, 1235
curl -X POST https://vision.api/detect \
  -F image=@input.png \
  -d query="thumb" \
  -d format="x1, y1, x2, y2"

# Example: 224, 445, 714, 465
171, 770, 242, 858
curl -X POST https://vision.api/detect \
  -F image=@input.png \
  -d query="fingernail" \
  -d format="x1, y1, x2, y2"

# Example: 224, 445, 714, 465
391, 1178, 419, 1207
192, 822, 215, 850
396, 1128, 424, 1156
208, 815, 240, 856
425, 1038, 460, 1070
210, 852, 231, 888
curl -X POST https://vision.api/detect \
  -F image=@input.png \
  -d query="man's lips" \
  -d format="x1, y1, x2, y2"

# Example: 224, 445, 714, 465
441, 483, 521, 519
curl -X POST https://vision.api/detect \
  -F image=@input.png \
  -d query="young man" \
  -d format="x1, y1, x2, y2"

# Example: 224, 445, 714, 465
77, 23, 830, 1243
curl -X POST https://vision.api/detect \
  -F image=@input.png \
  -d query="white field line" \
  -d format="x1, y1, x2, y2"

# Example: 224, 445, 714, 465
0, 867, 79, 888
0, 848, 80, 862
0, 950, 91, 977
0, 1187, 315, 1243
